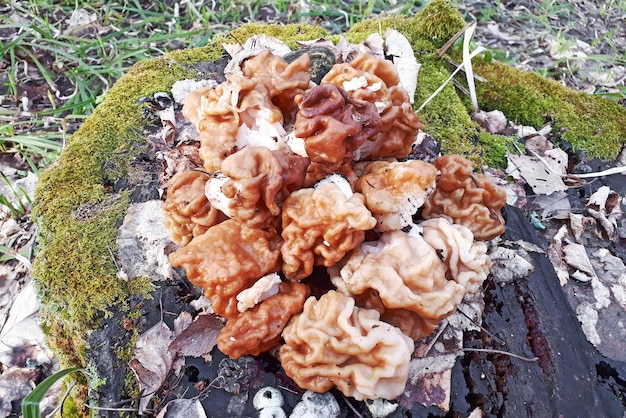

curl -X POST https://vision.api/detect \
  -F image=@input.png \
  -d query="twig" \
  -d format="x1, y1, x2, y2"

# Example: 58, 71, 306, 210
446, 59, 487, 82
437, 21, 475, 57
572, 164, 626, 178
463, 348, 539, 363
456, 307, 506, 346
86, 406, 140, 412
525, 148, 626, 181
340, 392, 365, 418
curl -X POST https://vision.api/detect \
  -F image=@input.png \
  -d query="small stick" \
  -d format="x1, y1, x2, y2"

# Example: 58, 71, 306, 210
438, 21, 475, 57
463, 347, 539, 363
456, 307, 506, 346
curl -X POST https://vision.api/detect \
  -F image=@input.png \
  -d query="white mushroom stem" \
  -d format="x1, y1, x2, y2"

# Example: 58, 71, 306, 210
236, 273, 282, 312
315, 174, 353, 199
205, 172, 236, 218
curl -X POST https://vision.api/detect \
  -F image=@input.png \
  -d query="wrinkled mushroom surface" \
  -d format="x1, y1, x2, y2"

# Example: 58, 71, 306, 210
280, 291, 413, 401
162, 43, 507, 404
422, 154, 506, 240
322, 53, 423, 160
294, 84, 381, 176
217, 282, 309, 359
356, 159, 437, 231
168, 219, 282, 319
421, 217, 491, 293
330, 229, 464, 325
208, 146, 309, 228
241, 50, 312, 122
163, 170, 221, 246
281, 178, 376, 281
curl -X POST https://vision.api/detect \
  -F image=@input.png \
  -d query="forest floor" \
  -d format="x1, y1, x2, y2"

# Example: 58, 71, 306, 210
0, 0, 624, 416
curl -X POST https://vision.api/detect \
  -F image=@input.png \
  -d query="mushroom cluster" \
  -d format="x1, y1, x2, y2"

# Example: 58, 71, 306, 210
163, 35, 506, 401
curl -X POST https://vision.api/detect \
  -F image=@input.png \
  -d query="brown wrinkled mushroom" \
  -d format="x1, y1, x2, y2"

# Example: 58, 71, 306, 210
303, 160, 357, 188
281, 176, 376, 281
421, 217, 491, 294
330, 221, 491, 340
280, 290, 413, 401
205, 146, 309, 228
349, 288, 439, 341
321, 52, 398, 104
168, 219, 282, 319
217, 281, 309, 359
365, 86, 424, 159
329, 229, 465, 335
422, 154, 507, 240
356, 159, 437, 231
182, 74, 286, 172
294, 84, 381, 182
163, 171, 222, 246
322, 53, 423, 160
182, 75, 256, 172
347, 52, 401, 89
380, 307, 440, 342
241, 50, 312, 122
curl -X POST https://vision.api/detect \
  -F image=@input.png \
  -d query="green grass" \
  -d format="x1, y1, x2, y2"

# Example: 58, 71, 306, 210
0, 0, 422, 188
3, 0, 620, 190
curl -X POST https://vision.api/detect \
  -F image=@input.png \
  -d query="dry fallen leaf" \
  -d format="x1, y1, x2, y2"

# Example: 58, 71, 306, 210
489, 246, 534, 285
562, 240, 596, 282
533, 190, 571, 219
384, 29, 420, 103
224, 34, 292, 77
398, 291, 485, 411
586, 186, 622, 238
0, 281, 53, 368
506, 153, 568, 195
472, 109, 507, 134
0, 367, 39, 417
129, 320, 182, 414
116, 201, 173, 281
169, 313, 223, 357
546, 225, 571, 286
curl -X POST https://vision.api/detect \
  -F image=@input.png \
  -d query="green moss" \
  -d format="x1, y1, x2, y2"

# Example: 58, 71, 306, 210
32, 45, 204, 416
475, 60, 626, 160
414, 57, 481, 164
214, 23, 329, 49
407, 0, 465, 48
478, 131, 523, 169
346, 15, 412, 44
346, 0, 465, 50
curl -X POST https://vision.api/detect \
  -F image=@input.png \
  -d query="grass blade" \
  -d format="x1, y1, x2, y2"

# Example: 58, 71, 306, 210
22, 367, 85, 418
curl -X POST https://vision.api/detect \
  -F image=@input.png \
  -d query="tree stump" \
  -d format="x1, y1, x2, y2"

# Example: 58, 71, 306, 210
32, 7, 626, 417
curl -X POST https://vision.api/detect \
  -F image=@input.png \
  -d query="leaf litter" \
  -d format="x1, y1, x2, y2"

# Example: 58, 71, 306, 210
129, 311, 223, 414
